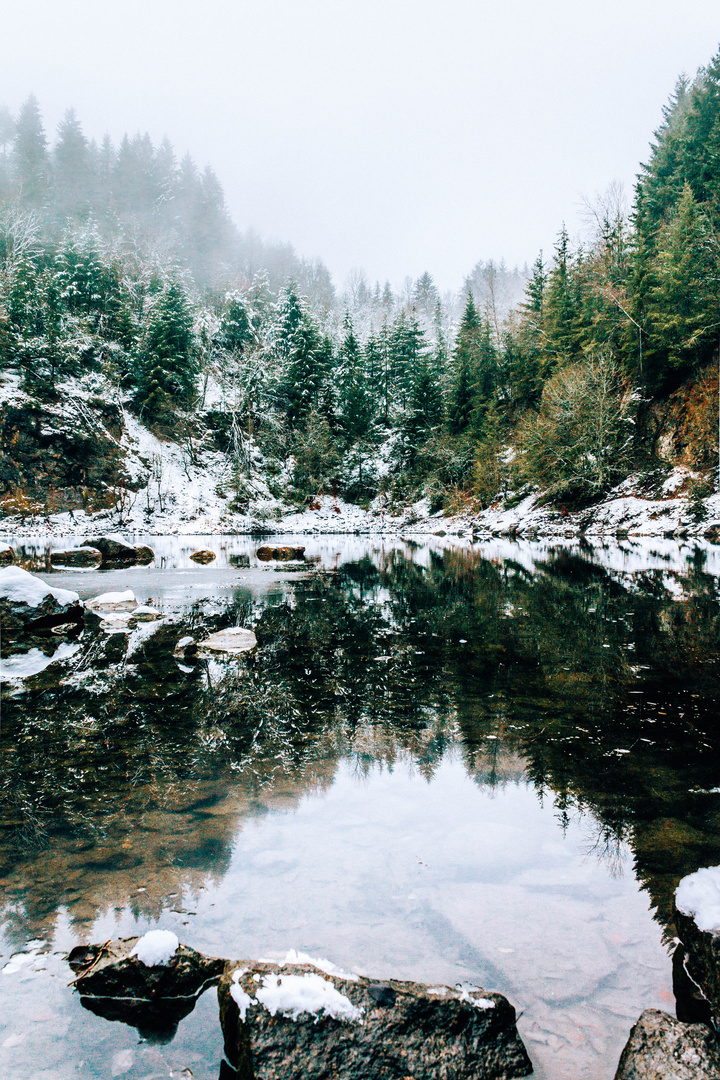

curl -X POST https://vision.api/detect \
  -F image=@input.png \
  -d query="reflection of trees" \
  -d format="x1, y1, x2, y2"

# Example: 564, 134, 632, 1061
2, 547, 720, 944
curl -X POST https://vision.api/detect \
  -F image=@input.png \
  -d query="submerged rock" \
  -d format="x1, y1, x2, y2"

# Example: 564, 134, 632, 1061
199, 627, 257, 654
50, 547, 102, 568
190, 549, 216, 564
0, 566, 83, 631
230, 553, 250, 568
256, 545, 305, 562
219, 960, 532, 1080
614, 1009, 720, 1079
675, 865, 720, 1020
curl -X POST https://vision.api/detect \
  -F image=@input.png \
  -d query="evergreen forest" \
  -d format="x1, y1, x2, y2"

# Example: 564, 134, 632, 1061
2, 52, 720, 520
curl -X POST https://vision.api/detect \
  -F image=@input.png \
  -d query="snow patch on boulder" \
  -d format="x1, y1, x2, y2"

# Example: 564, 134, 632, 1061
254, 971, 364, 1023
130, 930, 179, 967
0, 566, 79, 608
676, 865, 720, 933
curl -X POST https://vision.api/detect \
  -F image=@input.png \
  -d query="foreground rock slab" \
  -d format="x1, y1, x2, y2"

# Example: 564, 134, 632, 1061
219, 960, 533, 1080
614, 1009, 720, 1079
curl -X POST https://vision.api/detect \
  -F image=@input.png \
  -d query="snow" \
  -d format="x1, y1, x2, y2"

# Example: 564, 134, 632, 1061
0, 566, 80, 608
254, 972, 363, 1023
0, 643, 81, 683
130, 930, 179, 967
230, 970, 254, 1020
279, 949, 358, 981
676, 865, 720, 933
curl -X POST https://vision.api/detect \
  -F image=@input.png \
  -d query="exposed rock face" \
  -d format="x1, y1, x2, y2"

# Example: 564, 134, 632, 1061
134, 545, 155, 564
256, 546, 305, 562
0, 565, 83, 631
675, 907, 720, 1021
614, 1009, 720, 1079
50, 547, 102, 568
0, 543, 15, 566
190, 549, 216, 564
199, 628, 257, 654
218, 961, 533, 1080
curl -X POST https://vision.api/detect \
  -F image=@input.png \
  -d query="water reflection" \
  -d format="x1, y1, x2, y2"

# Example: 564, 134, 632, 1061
2, 539, 720, 1078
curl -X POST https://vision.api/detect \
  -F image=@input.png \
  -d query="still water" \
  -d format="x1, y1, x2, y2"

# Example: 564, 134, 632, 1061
1, 534, 720, 1079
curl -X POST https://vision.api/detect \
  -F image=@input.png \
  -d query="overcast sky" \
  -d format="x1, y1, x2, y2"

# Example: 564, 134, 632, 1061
2, 0, 719, 292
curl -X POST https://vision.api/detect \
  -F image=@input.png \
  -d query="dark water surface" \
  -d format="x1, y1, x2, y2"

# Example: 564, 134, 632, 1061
2, 535, 720, 1079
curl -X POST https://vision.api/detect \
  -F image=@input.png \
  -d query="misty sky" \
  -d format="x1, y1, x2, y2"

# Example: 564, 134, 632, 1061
2, 0, 720, 292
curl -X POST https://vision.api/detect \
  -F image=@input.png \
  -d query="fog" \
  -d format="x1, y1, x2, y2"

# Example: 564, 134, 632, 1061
2, 0, 719, 291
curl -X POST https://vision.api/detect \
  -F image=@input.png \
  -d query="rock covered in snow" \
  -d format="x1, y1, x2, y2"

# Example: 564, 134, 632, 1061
0, 566, 83, 630
614, 1009, 720, 1079
85, 589, 137, 612
81, 535, 154, 566
0, 541, 15, 566
219, 960, 532, 1080
675, 866, 720, 1020
198, 627, 257, 654
69, 935, 225, 1001
50, 546, 102, 568
189, 549, 216, 563
83, 534, 138, 564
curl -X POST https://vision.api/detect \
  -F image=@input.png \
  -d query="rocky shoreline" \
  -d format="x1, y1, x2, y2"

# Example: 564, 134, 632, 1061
1, 466, 718, 546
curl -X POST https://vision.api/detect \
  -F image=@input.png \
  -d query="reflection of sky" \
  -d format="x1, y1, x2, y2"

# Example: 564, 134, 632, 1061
63, 753, 671, 1080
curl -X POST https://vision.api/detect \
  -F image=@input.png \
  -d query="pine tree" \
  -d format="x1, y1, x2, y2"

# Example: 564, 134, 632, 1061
136, 282, 196, 420
448, 294, 481, 434
647, 183, 720, 386
54, 108, 92, 218
337, 314, 373, 440
14, 95, 48, 206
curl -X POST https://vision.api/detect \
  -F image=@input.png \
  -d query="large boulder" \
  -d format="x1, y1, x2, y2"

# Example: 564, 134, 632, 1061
675, 865, 720, 1020
0, 566, 83, 631
256, 545, 305, 562
134, 545, 155, 564
218, 960, 532, 1080
83, 534, 139, 565
50, 547, 102, 569
614, 1009, 720, 1079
